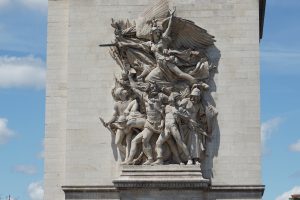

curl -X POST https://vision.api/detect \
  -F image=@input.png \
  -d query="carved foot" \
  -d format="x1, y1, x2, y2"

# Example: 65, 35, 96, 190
152, 159, 163, 165
121, 158, 135, 165
121, 160, 129, 165
186, 160, 193, 165
195, 161, 201, 165
143, 159, 154, 165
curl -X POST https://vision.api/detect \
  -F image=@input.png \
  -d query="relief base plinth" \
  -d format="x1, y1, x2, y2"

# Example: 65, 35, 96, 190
113, 165, 210, 189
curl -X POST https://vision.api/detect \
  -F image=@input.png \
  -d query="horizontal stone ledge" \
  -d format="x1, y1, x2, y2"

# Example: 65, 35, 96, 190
210, 185, 265, 193
62, 185, 118, 192
113, 181, 210, 189
121, 164, 203, 172
62, 184, 265, 192
62, 185, 265, 200
114, 164, 210, 189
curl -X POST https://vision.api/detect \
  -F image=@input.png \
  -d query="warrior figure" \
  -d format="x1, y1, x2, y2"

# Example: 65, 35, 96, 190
124, 82, 181, 165
153, 92, 192, 165
179, 87, 208, 165
104, 87, 145, 162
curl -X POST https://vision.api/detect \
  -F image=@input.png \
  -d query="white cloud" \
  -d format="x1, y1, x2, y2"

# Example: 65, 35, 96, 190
28, 181, 44, 200
0, 118, 15, 144
0, 55, 46, 89
276, 186, 300, 200
0, 0, 10, 8
0, 0, 48, 11
289, 140, 300, 152
18, 0, 47, 12
261, 117, 282, 144
13, 164, 37, 175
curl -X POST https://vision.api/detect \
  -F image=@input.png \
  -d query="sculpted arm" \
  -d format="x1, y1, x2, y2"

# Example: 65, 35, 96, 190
119, 41, 151, 52
119, 41, 141, 49
158, 106, 165, 130
124, 99, 138, 115
106, 103, 119, 125
162, 8, 175, 38
176, 99, 190, 120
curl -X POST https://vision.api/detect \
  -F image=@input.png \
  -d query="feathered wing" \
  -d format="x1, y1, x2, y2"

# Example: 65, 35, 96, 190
135, 0, 169, 39
169, 17, 216, 50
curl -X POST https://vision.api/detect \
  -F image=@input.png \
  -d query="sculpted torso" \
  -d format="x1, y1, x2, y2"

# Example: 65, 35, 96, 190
144, 93, 165, 123
115, 100, 131, 117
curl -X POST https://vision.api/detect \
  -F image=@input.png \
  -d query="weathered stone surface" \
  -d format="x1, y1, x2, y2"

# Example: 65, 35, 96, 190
114, 165, 209, 189
45, 0, 264, 199
63, 185, 264, 200
98, 0, 219, 174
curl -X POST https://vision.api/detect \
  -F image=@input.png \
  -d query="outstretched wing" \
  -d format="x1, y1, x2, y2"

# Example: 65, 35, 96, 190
136, 0, 169, 39
169, 17, 216, 50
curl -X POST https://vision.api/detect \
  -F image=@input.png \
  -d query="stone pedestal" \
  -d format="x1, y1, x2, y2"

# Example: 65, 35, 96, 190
114, 165, 209, 189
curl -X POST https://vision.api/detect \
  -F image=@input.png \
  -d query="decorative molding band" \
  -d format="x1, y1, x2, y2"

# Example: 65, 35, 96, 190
62, 185, 118, 192
113, 181, 210, 189
210, 185, 265, 195
62, 184, 265, 192
62, 186, 120, 200
113, 165, 210, 189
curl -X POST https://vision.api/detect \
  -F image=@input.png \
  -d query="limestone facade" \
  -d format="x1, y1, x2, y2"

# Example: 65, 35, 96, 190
45, 0, 264, 199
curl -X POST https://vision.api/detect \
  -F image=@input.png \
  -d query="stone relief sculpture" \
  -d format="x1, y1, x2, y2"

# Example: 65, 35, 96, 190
100, 0, 219, 168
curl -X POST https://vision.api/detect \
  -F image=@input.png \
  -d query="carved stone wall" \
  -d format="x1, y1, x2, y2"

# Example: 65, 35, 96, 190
45, 0, 263, 199
98, 0, 219, 176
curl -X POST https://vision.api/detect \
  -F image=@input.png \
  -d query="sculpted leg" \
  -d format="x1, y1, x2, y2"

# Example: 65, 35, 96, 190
153, 131, 170, 165
124, 131, 143, 164
115, 129, 126, 156
166, 137, 183, 164
124, 132, 132, 162
142, 128, 154, 165
170, 126, 192, 164
126, 118, 146, 130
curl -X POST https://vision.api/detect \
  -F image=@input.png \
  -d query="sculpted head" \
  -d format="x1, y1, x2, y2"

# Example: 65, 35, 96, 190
151, 28, 162, 43
169, 92, 181, 106
190, 88, 201, 103
115, 87, 129, 101
148, 81, 159, 96
151, 19, 162, 43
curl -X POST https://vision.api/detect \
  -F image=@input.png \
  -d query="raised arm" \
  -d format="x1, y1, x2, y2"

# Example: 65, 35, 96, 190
163, 8, 176, 38
118, 40, 151, 53
118, 41, 142, 49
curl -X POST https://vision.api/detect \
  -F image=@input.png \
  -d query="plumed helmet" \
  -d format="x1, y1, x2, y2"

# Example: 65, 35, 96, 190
190, 88, 201, 96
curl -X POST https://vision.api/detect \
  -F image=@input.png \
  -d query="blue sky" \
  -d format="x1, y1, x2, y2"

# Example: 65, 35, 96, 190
0, 0, 46, 200
260, 0, 300, 199
0, 0, 299, 200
